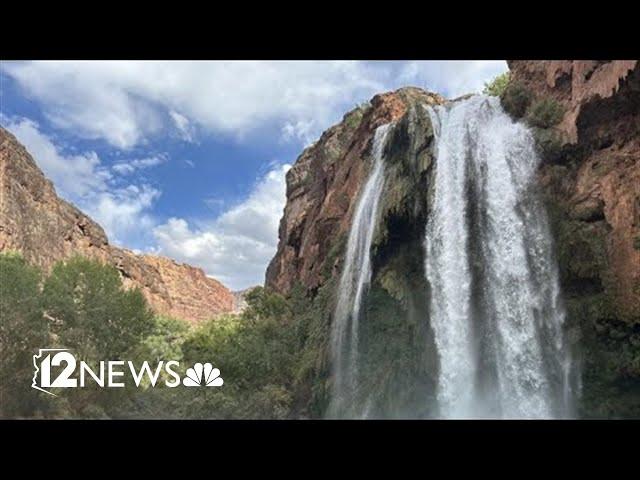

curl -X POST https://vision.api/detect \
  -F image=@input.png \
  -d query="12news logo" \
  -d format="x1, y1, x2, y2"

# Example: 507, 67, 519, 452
32, 349, 223, 396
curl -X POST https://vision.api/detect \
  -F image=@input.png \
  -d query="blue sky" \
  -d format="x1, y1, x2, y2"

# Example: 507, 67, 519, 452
0, 61, 507, 289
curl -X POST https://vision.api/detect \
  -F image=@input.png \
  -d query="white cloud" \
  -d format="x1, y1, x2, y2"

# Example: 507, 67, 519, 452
84, 184, 161, 246
112, 155, 167, 175
153, 164, 290, 290
2, 116, 111, 197
396, 61, 508, 98
281, 119, 316, 146
2, 116, 161, 248
1, 61, 508, 149
1, 61, 381, 149
169, 110, 196, 142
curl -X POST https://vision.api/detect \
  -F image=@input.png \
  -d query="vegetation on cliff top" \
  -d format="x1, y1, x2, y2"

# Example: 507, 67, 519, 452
483, 72, 511, 97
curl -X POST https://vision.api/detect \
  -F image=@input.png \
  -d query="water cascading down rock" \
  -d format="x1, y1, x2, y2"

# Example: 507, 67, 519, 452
327, 95, 579, 419
425, 96, 578, 418
328, 124, 392, 418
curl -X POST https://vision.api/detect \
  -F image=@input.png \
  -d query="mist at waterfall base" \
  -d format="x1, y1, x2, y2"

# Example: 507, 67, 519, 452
327, 96, 580, 419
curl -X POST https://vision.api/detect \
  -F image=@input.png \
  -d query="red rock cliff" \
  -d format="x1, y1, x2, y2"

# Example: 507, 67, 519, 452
508, 60, 639, 322
265, 87, 444, 294
0, 126, 234, 323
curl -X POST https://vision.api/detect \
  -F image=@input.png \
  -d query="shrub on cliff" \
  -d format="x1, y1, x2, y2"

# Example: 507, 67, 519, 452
500, 81, 533, 118
527, 97, 565, 128
483, 71, 511, 97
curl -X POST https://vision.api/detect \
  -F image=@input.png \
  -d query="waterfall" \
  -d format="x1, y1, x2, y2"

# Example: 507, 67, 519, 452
328, 123, 392, 418
425, 95, 576, 419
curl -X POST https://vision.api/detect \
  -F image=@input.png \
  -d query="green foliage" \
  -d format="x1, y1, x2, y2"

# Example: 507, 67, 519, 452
527, 97, 565, 128
483, 71, 510, 97
42, 256, 155, 360
344, 107, 365, 130
500, 81, 533, 118
0, 254, 158, 418
0, 253, 50, 417
176, 288, 299, 418
0, 251, 315, 419
242, 286, 290, 320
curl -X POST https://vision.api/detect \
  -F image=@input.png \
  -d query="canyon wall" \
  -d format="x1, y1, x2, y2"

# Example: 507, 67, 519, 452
506, 60, 639, 417
0, 127, 234, 323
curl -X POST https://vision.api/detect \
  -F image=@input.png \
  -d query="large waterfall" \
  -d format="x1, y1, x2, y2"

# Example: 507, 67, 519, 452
425, 96, 576, 418
328, 95, 577, 419
328, 123, 392, 418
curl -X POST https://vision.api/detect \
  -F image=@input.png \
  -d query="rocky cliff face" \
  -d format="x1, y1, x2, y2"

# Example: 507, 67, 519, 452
266, 87, 445, 294
0, 127, 234, 323
506, 60, 640, 417
507, 60, 639, 322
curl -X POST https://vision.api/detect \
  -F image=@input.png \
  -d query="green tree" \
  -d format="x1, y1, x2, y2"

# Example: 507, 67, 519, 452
42, 257, 154, 361
483, 71, 511, 96
178, 288, 298, 418
40, 257, 155, 417
0, 253, 49, 417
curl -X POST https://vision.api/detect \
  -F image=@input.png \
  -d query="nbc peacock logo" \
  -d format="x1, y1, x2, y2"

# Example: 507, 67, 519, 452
182, 362, 224, 387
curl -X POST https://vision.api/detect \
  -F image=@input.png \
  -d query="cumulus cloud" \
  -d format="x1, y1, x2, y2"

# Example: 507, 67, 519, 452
83, 184, 161, 246
153, 164, 290, 290
1, 61, 381, 149
1, 61, 507, 149
281, 119, 317, 146
396, 61, 508, 98
2, 116, 111, 197
2, 116, 161, 248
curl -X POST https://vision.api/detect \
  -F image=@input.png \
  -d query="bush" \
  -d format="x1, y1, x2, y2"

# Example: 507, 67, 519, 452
500, 81, 533, 118
527, 97, 565, 128
483, 71, 511, 97
177, 288, 299, 418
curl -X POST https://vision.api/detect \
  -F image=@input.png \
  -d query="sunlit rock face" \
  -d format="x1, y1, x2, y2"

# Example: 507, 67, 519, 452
0, 127, 234, 324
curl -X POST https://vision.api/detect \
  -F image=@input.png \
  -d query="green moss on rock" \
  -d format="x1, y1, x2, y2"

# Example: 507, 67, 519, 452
546, 185, 640, 418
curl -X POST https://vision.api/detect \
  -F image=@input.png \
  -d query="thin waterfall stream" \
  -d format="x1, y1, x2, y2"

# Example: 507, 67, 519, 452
328, 123, 392, 418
